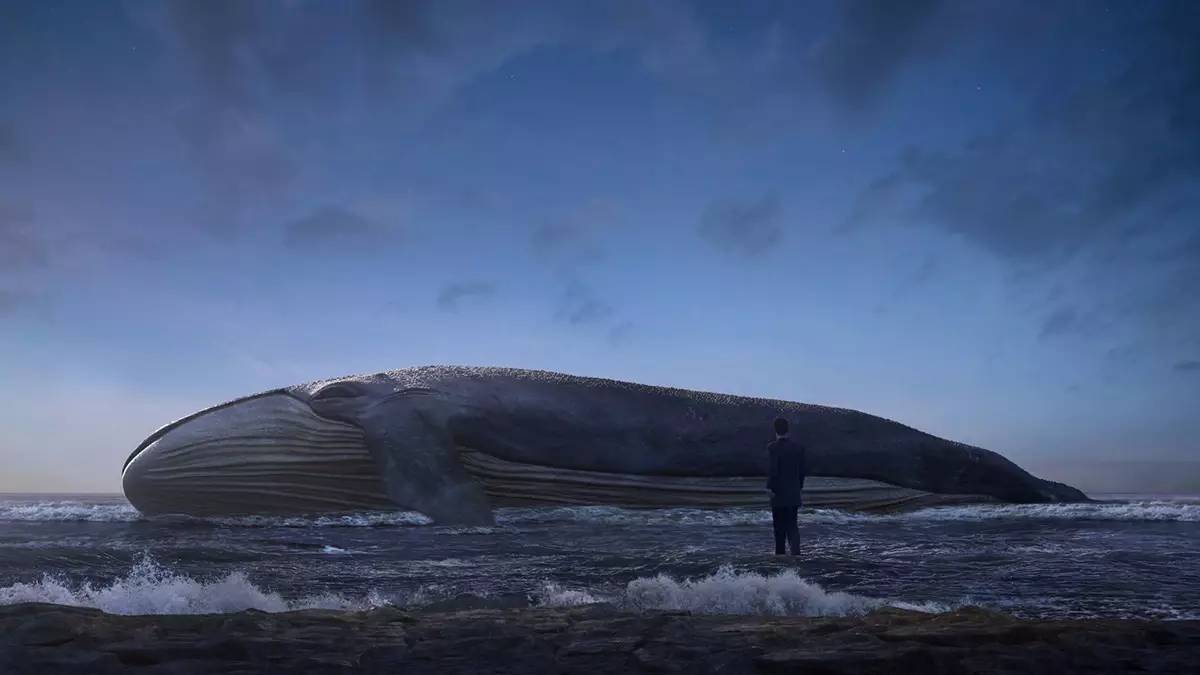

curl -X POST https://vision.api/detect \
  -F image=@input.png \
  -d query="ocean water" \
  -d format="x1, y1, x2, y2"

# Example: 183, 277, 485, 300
1, 494, 1198, 620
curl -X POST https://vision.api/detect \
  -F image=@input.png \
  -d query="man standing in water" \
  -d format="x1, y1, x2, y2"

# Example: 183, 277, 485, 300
767, 417, 806, 555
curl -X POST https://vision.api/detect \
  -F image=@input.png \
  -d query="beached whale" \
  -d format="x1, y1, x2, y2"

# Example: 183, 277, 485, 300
121, 366, 1086, 524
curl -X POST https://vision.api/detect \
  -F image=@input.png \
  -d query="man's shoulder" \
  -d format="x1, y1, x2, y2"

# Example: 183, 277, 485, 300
776, 438, 805, 453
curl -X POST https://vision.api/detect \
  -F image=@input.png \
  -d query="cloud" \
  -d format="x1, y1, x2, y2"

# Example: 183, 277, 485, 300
556, 281, 614, 326
531, 222, 598, 261
436, 281, 496, 311
698, 192, 783, 257
139, 0, 732, 236
530, 200, 631, 334
146, 0, 302, 231
607, 320, 634, 345
137, 2, 594, 234
173, 109, 297, 231
530, 199, 621, 266
1038, 307, 1077, 340
848, 2, 1200, 351
166, 0, 259, 105
157, 0, 558, 109
0, 122, 28, 165
283, 207, 383, 250
1175, 360, 1200, 373
0, 198, 165, 282
360, 0, 441, 58
848, 3, 1200, 259
0, 289, 36, 316
1039, 306, 1109, 341
358, 0, 553, 99
529, 221, 608, 272
875, 255, 940, 314
816, 0, 946, 110
0, 202, 47, 270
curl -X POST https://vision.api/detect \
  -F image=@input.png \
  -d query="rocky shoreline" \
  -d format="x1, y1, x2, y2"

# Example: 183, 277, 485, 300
2, 603, 1197, 674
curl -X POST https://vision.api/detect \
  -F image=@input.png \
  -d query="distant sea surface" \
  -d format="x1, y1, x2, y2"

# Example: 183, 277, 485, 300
1, 493, 1197, 620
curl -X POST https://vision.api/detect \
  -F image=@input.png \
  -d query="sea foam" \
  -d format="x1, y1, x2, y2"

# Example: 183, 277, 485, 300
0, 555, 390, 615
496, 506, 773, 527
202, 511, 433, 528
0, 500, 141, 523
4, 498, 1195, 528
1, 557, 949, 618
0, 500, 432, 527
500, 500, 1200, 526
898, 501, 1200, 523
539, 565, 951, 617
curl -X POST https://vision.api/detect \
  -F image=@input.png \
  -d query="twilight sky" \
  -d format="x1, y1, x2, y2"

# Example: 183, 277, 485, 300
1, 0, 1198, 493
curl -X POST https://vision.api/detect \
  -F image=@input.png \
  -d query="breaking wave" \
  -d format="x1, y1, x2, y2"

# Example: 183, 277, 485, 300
1, 557, 950, 618
0, 555, 392, 615
0, 500, 141, 523
536, 584, 605, 607
538, 565, 952, 617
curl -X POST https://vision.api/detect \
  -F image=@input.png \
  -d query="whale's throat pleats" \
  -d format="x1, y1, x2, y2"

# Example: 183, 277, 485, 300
122, 395, 395, 516
457, 449, 996, 512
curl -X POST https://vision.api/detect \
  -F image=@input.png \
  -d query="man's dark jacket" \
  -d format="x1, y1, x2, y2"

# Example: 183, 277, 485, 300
767, 437, 807, 507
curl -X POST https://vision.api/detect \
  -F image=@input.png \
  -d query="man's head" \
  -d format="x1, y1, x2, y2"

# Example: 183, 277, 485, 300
773, 417, 789, 437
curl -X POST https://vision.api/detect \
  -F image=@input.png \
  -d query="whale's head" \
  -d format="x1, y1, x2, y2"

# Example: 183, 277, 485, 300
120, 375, 484, 519
120, 380, 400, 516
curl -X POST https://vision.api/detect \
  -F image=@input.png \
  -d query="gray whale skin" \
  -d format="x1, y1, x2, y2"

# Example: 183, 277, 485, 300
122, 366, 1086, 524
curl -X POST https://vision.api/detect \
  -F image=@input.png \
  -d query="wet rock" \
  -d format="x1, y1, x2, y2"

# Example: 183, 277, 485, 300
11, 614, 81, 647
0, 602, 1197, 674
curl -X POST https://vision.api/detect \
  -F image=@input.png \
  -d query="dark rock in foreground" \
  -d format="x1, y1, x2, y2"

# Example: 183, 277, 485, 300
1, 603, 1197, 674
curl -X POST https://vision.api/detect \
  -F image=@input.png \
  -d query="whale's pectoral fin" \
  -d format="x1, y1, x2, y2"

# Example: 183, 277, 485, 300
363, 410, 495, 525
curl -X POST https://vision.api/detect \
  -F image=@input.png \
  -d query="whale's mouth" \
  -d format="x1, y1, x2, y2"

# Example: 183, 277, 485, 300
122, 393, 393, 516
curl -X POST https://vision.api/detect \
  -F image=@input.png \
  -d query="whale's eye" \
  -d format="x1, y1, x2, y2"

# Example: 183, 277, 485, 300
312, 382, 365, 400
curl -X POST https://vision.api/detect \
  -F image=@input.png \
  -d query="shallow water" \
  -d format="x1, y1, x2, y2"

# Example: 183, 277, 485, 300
1, 494, 1197, 619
